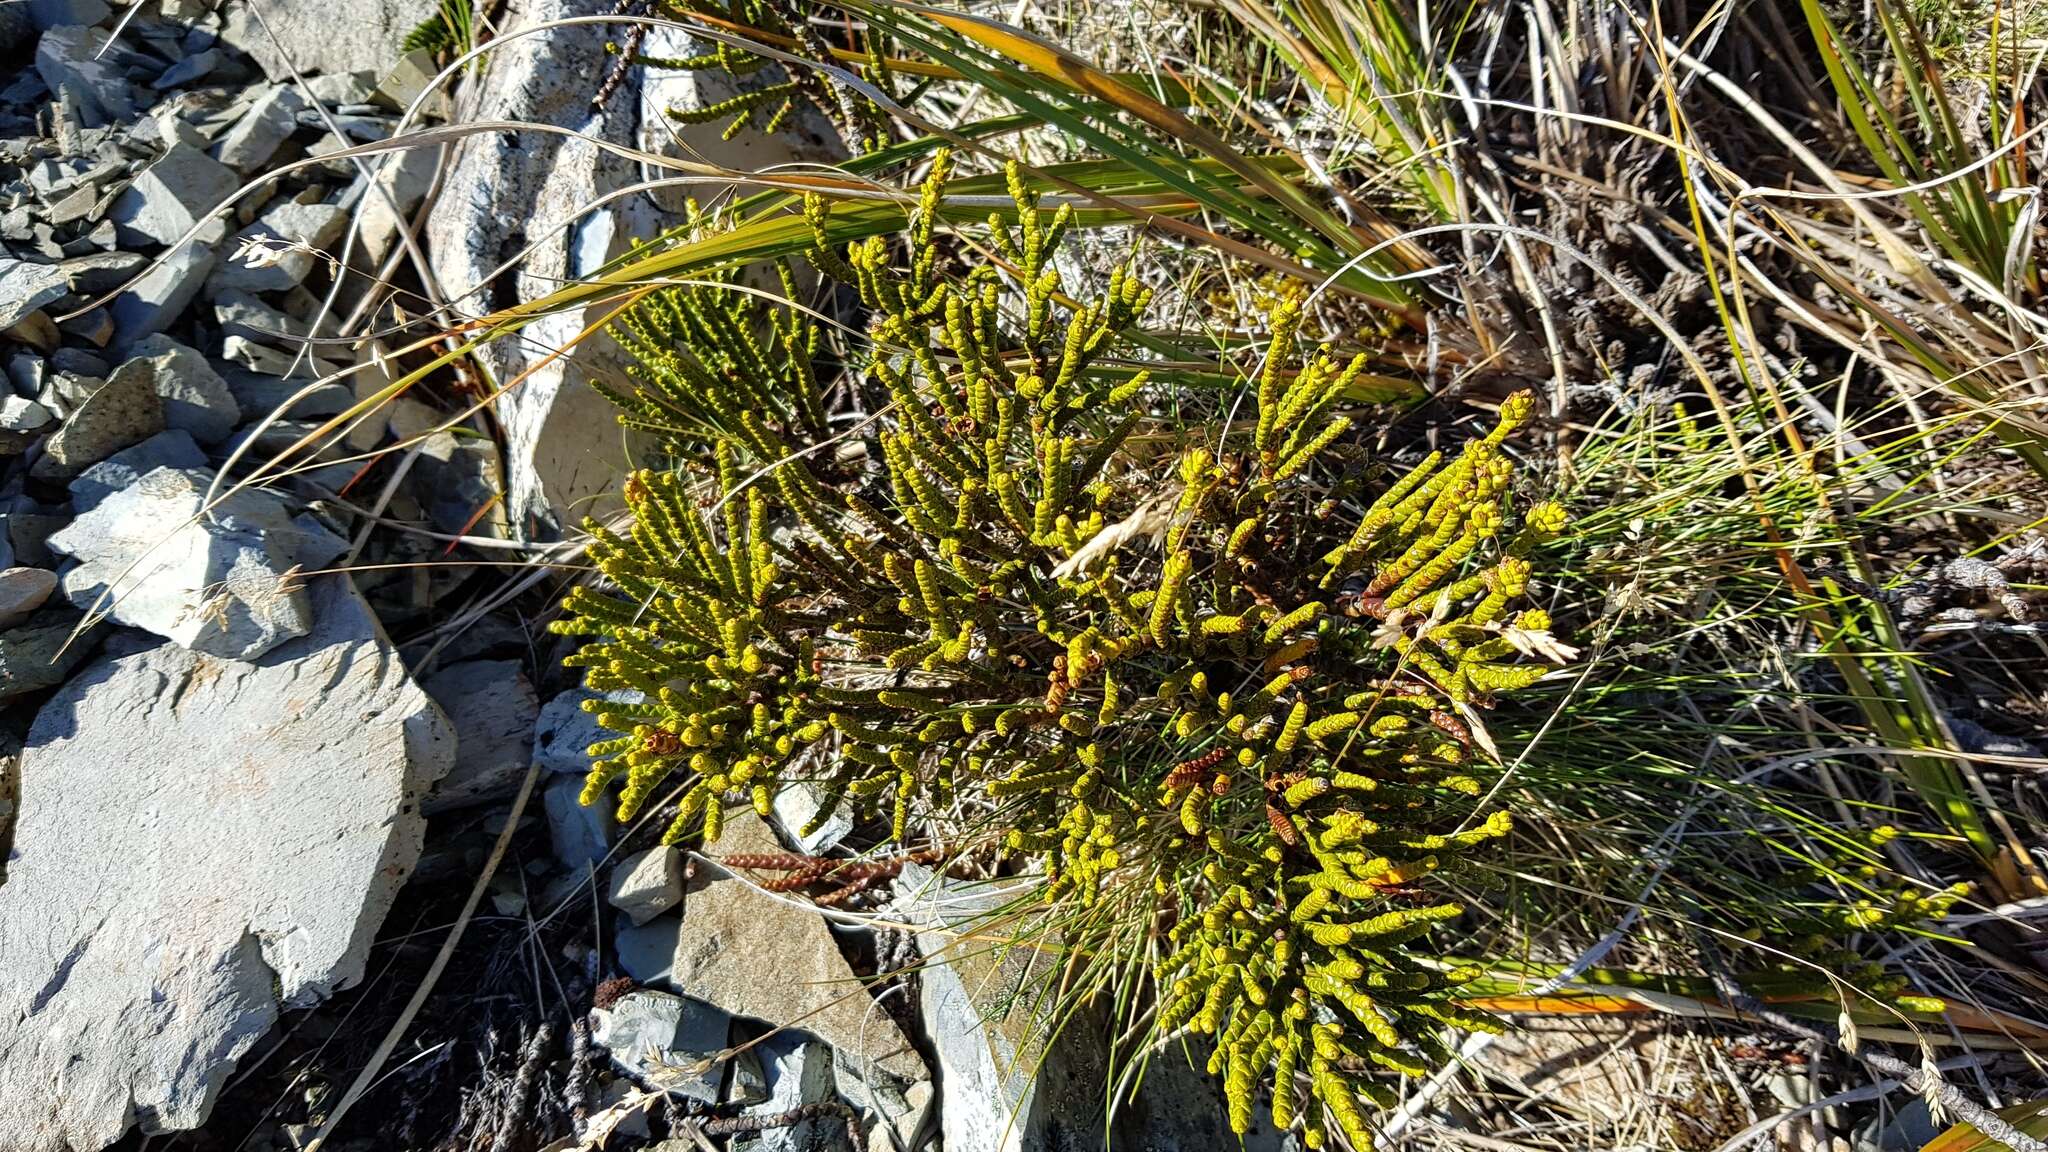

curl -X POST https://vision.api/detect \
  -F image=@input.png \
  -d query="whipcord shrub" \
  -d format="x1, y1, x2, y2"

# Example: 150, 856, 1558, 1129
551, 155, 1576, 1147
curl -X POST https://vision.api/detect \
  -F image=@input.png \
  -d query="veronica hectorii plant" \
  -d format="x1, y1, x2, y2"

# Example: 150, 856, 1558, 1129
553, 151, 1575, 1147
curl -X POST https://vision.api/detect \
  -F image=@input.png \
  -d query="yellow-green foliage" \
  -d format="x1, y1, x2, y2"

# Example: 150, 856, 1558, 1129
1734, 823, 1971, 1004
555, 152, 1574, 1147
626, 0, 896, 150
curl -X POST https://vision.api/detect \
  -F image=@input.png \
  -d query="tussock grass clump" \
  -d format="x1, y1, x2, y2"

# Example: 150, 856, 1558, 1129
553, 155, 1575, 1143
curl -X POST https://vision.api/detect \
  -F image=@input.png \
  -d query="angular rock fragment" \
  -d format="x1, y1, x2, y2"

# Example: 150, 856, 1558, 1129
57, 307, 113, 347
895, 864, 1282, 1152
667, 811, 925, 1083
67, 428, 207, 513
46, 347, 110, 381
109, 241, 216, 346
5, 497, 66, 568
0, 576, 454, 1151
305, 69, 378, 106
47, 466, 348, 659
534, 685, 641, 774
0, 567, 58, 629
211, 84, 308, 173
29, 354, 166, 478
616, 913, 681, 985
356, 140, 440, 263
211, 199, 346, 292
0, 258, 73, 329
35, 25, 136, 127
734, 1032, 848, 1152
0, 607, 98, 699
0, 395, 55, 454
420, 657, 538, 812
608, 845, 684, 926
5, 348, 46, 396
220, 333, 345, 380
413, 429, 507, 538
222, 371, 355, 421
590, 989, 732, 1103
213, 286, 310, 343
153, 47, 221, 89
424, 2, 837, 530
772, 780, 853, 855
545, 774, 614, 872
217, 0, 441, 81
108, 141, 239, 246
57, 249, 148, 296
127, 333, 241, 444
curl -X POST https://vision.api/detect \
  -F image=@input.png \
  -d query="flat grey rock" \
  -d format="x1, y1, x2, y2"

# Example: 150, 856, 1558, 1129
0, 395, 55, 432
544, 774, 614, 873
47, 466, 348, 660
222, 370, 355, 420
214, 286, 312, 343
153, 47, 221, 89
32, 371, 90, 423
1857, 1098, 1941, 1152
56, 307, 112, 345
312, 111, 394, 142
304, 70, 378, 106
616, 914, 680, 985
0, 607, 99, 700
421, 658, 539, 812
5, 349, 47, 397
211, 84, 307, 173
607, 845, 683, 926
669, 811, 924, 1083
0, 567, 58, 630
211, 199, 345, 292
0, 258, 72, 329
35, 25, 135, 127
893, 864, 1042, 1152
130, 103, 209, 151
772, 780, 853, 855
534, 685, 641, 774
67, 428, 207, 513
5, 499, 66, 569
355, 138, 439, 263
46, 184, 102, 227
413, 429, 508, 538
25, 0, 110, 29
37, 366, 103, 419
424, 0, 837, 531
109, 241, 216, 347
0, 575, 453, 1151
735, 1032, 849, 1152
895, 864, 1281, 1152
220, 333, 345, 380
216, 0, 441, 81
126, 334, 240, 444
374, 46, 439, 110
57, 249, 149, 296
30, 354, 166, 478
590, 989, 731, 1104
108, 141, 238, 247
